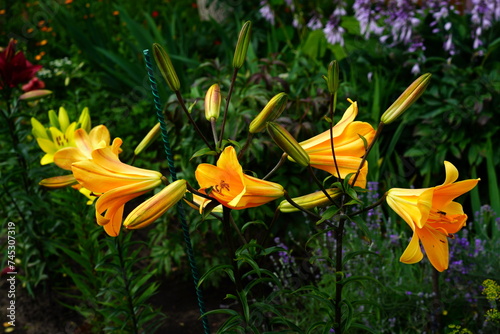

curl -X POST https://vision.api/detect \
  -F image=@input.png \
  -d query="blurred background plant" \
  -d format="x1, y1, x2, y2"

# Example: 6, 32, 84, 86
1, 0, 499, 332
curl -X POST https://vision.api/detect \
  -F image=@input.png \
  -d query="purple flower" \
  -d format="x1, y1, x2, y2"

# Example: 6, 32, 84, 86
259, 1, 275, 25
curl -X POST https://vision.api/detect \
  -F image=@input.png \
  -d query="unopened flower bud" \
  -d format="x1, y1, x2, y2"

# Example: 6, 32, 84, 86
124, 179, 187, 229
39, 175, 78, 188
19, 89, 52, 101
205, 83, 221, 120
267, 122, 309, 167
322, 60, 339, 95
279, 188, 342, 213
78, 107, 91, 133
134, 123, 160, 156
233, 21, 252, 69
249, 92, 287, 133
152, 43, 180, 92
381, 73, 431, 124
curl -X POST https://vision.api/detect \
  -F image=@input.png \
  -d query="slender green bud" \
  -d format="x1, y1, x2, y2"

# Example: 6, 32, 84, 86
249, 92, 288, 133
124, 179, 187, 229
78, 107, 91, 133
39, 175, 78, 188
58, 107, 70, 132
152, 43, 181, 92
19, 89, 52, 101
267, 122, 310, 167
381, 73, 431, 124
204, 83, 221, 121
279, 188, 342, 213
134, 123, 161, 156
233, 21, 252, 69
322, 60, 339, 94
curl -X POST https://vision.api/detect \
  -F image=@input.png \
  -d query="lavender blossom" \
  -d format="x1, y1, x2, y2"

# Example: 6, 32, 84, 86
259, 0, 275, 25
353, 0, 385, 39
323, 1, 347, 46
307, 14, 323, 31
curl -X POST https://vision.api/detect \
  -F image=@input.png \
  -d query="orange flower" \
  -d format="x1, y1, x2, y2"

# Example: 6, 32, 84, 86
296, 101, 376, 188
195, 146, 284, 210
72, 140, 163, 236
386, 161, 479, 271
53, 125, 112, 171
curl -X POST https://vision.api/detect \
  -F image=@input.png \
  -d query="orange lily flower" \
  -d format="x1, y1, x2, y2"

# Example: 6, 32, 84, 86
195, 146, 284, 210
295, 101, 376, 188
72, 139, 163, 236
53, 125, 112, 171
386, 161, 479, 271
39, 125, 116, 205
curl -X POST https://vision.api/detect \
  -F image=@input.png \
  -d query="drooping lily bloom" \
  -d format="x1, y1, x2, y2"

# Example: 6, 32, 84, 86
195, 146, 284, 210
386, 161, 479, 272
293, 101, 376, 188
0, 39, 42, 90
31, 106, 91, 165
72, 139, 163, 236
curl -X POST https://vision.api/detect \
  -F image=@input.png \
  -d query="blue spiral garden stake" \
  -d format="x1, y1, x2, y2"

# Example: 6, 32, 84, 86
143, 49, 210, 334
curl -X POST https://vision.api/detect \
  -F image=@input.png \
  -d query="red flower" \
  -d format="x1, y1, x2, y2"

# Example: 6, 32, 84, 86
0, 39, 42, 90
151, 11, 159, 18
22, 76, 45, 92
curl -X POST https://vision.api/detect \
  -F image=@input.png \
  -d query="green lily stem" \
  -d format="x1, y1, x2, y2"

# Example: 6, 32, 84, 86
237, 131, 254, 160
222, 206, 243, 292
115, 235, 140, 334
185, 183, 247, 245
263, 153, 287, 180
349, 193, 387, 217
218, 67, 239, 150
432, 268, 443, 332
174, 90, 214, 151
307, 165, 337, 204
328, 92, 345, 193
351, 122, 384, 187
283, 190, 322, 221
334, 217, 346, 334
210, 117, 219, 148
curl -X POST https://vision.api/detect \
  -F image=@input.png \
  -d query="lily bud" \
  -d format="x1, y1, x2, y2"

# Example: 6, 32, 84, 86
233, 21, 252, 69
57, 107, 70, 132
322, 60, 339, 95
249, 92, 288, 133
381, 73, 431, 124
152, 43, 180, 92
204, 83, 221, 120
134, 123, 160, 156
19, 89, 52, 101
124, 179, 187, 229
279, 188, 342, 213
267, 122, 309, 167
78, 107, 91, 133
39, 175, 78, 188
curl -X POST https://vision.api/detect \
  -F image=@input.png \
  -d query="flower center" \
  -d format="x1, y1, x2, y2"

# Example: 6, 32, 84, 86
212, 180, 230, 194
55, 134, 69, 147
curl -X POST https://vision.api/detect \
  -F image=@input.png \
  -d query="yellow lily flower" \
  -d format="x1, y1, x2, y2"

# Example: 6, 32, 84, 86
386, 161, 479, 272
294, 101, 376, 188
195, 146, 284, 210
31, 106, 91, 165
72, 139, 163, 236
